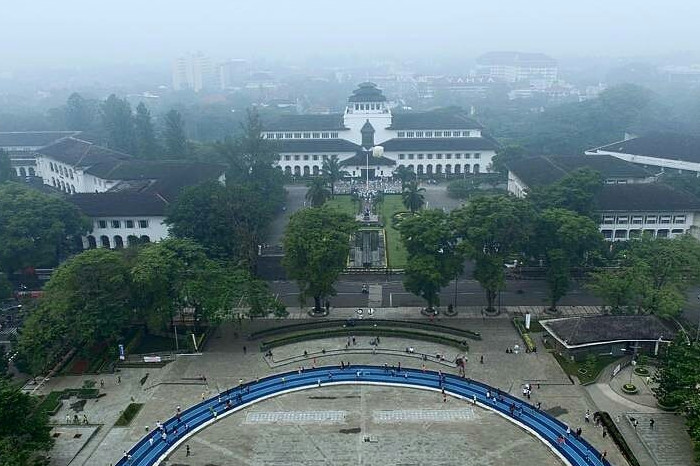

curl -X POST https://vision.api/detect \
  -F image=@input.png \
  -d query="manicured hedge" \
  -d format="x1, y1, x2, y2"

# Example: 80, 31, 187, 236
512, 318, 537, 352
597, 411, 640, 466
115, 403, 143, 427
251, 319, 481, 341
37, 388, 100, 415
260, 327, 470, 352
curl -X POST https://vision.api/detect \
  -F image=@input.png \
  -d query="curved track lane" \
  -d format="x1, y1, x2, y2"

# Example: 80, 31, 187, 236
115, 365, 610, 466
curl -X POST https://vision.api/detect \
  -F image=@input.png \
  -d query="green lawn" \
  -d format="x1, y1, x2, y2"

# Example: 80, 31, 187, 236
552, 353, 621, 385
378, 195, 408, 269
324, 195, 357, 216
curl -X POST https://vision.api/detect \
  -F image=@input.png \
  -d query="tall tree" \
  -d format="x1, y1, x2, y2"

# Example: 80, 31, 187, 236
282, 207, 356, 313
0, 378, 53, 465
322, 155, 346, 197
529, 168, 603, 218
306, 177, 331, 207
0, 273, 11, 300
398, 209, 463, 310
131, 239, 261, 332
402, 181, 426, 213
65, 92, 96, 131
394, 165, 415, 190
452, 195, 534, 313
534, 208, 603, 311
17, 249, 133, 374
134, 102, 161, 158
0, 183, 89, 274
0, 149, 15, 182
163, 109, 188, 157
101, 94, 136, 153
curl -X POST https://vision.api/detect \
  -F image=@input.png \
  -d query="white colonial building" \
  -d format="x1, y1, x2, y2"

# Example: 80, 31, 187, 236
263, 82, 498, 179
29, 136, 226, 249
586, 132, 700, 176
506, 154, 700, 240
0, 131, 79, 179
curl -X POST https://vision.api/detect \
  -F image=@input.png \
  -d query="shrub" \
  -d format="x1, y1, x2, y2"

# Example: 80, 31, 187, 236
597, 411, 641, 466
114, 403, 144, 427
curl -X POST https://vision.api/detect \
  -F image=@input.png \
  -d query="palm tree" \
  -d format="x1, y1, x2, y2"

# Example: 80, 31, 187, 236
402, 181, 426, 213
322, 155, 346, 198
394, 165, 415, 190
306, 177, 331, 207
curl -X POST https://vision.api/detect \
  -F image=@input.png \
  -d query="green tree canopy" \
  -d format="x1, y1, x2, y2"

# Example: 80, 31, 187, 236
452, 195, 534, 312
0, 183, 89, 274
65, 92, 97, 131
17, 249, 133, 374
322, 154, 347, 197
528, 168, 603, 218
402, 181, 426, 213
134, 102, 161, 159
534, 208, 604, 310
306, 177, 331, 207
101, 94, 136, 154
0, 149, 15, 182
393, 165, 415, 190
398, 209, 463, 309
163, 109, 189, 158
0, 378, 53, 465
282, 207, 356, 313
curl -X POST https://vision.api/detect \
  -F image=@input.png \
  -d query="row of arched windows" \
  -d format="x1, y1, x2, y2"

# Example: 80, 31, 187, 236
52, 177, 76, 193
86, 235, 150, 249
15, 167, 36, 177
49, 161, 74, 179
281, 163, 481, 177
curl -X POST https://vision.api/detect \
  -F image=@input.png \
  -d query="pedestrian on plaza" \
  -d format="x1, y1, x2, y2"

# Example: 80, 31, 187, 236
243, 345, 247, 355
281, 377, 286, 384
201, 392, 206, 401
566, 426, 571, 436
443, 392, 447, 403
149, 437, 154, 446
117, 375, 121, 385
585, 410, 590, 423
397, 361, 401, 371
100, 379, 104, 388
145, 425, 150, 433
186, 445, 191, 457
317, 379, 321, 387
602, 428, 607, 438
161, 431, 167, 443
480, 355, 484, 364
83, 414, 88, 424
472, 395, 477, 405
601, 450, 607, 459
575, 427, 582, 437
177, 405, 181, 414
649, 418, 655, 429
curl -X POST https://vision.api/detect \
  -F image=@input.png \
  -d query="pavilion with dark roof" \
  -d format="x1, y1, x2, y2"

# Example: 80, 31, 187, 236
541, 315, 675, 361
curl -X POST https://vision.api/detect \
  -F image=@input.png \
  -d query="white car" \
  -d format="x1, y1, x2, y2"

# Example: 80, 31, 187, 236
504, 260, 519, 269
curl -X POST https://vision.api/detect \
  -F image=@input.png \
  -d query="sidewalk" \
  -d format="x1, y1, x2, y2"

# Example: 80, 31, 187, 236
283, 305, 606, 320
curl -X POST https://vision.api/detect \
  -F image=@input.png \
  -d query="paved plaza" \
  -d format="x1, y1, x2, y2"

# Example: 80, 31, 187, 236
36, 317, 684, 465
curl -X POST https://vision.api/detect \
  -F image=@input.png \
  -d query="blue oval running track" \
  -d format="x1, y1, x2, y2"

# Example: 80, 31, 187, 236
114, 365, 610, 466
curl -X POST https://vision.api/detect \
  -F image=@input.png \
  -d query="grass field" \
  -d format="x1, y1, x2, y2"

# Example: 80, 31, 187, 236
324, 194, 408, 269
378, 195, 408, 269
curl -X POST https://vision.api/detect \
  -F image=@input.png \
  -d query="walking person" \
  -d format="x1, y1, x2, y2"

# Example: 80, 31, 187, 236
186, 445, 191, 457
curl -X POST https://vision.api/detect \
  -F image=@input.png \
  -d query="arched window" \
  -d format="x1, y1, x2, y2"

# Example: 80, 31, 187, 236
28, 167, 35, 176
113, 235, 124, 249
87, 236, 97, 249
426, 164, 433, 175
445, 164, 452, 174
60, 180, 66, 191
417, 165, 424, 175
303, 166, 310, 176
70, 185, 76, 194
52, 177, 57, 187
435, 164, 442, 174
454, 165, 461, 174
50, 162, 55, 172
464, 164, 471, 173
140, 235, 151, 243
407, 164, 414, 172
19, 167, 27, 177
100, 235, 110, 248
473, 164, 480, 174
127, 235, 139, 247
294, 166, 301, 176
284, 166, 292, 175
312, 166, 320, 175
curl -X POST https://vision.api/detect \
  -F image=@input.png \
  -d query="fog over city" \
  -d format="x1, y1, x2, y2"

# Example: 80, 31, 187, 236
1, 0, 699, 67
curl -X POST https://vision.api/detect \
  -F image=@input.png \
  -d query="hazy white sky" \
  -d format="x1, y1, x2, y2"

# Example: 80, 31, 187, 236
2, 0, 698, 67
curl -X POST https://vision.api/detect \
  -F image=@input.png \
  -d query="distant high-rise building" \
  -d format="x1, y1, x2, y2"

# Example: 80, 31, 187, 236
219, 59, 249, 89
172, 52, 216, 92
476, 52, 558, 86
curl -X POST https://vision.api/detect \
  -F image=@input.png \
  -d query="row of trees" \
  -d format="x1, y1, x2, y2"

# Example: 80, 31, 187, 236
60, 93, 189, 158
16, 239, 282, 375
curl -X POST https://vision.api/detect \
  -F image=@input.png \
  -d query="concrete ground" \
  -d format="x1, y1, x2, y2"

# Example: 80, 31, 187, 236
41, 317, 656, 466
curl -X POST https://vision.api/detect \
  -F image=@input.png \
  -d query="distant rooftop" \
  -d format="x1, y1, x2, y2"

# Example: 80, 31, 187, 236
506, 154, 653, 187
347, 82, 387, 103
592, 132, 700, 164
274, 139, 361, 154
0, 131, 81, 149
263, 114, 347, 132
388, 109, 483, 130
597, 183, 700, 212
379, 137, 498, 152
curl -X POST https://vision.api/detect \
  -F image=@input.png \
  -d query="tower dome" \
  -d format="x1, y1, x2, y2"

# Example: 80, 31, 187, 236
348, 82, 387, 103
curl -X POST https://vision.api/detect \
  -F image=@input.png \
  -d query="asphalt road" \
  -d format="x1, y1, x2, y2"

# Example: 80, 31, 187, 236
269, 276, 605, 309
